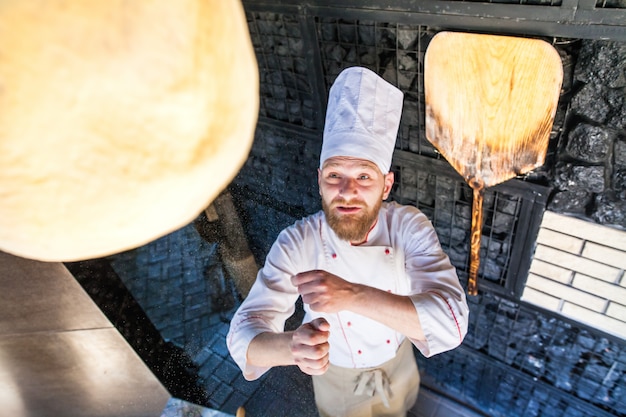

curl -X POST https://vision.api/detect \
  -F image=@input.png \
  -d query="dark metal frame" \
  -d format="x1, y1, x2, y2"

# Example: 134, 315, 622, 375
393, 150, 550, 298
244, 0, 626, 41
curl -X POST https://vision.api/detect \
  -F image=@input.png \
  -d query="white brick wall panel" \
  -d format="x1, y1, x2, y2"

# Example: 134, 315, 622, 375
526, 211, 626, 340
534, 245, 621, 283
542, 211, 626, 251
526, 273, 606, 312
529, 259, 573, 284
606, 302, 626, 322
581, 242, 626, 270
521, 287, 561, 310
562, 302, 626, 339
572, 273, 626, 303
536, 228, 583, 254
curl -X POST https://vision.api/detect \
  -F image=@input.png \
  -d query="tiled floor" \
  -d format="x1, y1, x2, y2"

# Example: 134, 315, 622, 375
413, 386, 485, 417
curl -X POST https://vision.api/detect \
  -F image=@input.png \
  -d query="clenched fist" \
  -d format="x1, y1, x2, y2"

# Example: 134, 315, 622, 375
290, 317, 331, 375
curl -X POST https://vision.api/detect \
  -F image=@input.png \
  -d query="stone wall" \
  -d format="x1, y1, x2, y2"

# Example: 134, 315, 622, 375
417, 293, 626, 416
230, 123, 322, 261
549, 40, 626, 230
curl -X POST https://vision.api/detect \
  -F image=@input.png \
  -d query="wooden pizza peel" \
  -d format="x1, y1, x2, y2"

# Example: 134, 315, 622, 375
424, 32, 563, 296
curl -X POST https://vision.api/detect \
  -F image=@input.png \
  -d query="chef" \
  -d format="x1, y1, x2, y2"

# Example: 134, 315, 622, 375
227, 66, 469, 417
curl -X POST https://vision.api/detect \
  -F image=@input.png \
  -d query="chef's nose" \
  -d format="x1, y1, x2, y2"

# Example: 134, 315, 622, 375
339, 178, 358, 196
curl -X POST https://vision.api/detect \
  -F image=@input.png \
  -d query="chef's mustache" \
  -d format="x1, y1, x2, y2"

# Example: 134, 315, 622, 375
330, 198, 366, 208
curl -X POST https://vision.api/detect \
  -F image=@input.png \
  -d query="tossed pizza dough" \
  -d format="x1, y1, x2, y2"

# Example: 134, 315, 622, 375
0, 0, 258, 261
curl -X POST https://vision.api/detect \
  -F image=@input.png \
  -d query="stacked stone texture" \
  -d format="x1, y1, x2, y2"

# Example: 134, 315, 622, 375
550, 40, 626, 229
420, 293, 626, 416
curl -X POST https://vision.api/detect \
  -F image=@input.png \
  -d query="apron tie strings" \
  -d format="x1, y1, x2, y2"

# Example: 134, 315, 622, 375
353, 368, 392, 408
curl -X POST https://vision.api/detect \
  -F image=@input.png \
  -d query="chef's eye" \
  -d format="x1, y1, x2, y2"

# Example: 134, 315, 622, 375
358, 174, 370, 180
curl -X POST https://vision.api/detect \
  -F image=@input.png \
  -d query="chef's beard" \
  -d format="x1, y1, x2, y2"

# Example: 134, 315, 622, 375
322, 195, 383, 243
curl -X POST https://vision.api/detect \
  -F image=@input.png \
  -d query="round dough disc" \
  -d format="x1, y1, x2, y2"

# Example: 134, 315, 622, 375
0, 0, 259, 261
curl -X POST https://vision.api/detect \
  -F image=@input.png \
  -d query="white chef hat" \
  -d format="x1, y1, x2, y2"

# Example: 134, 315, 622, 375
320, 66, 404, 174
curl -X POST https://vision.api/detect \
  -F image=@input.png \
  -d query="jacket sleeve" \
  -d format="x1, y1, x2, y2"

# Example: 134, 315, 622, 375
226, 225, 306, 380
396, 205, 469, 357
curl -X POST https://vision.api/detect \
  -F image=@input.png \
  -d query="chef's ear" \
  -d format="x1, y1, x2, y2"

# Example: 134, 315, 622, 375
382, 171, 394, 200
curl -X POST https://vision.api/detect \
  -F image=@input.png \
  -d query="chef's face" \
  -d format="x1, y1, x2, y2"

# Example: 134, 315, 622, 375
318, 156, 394, 243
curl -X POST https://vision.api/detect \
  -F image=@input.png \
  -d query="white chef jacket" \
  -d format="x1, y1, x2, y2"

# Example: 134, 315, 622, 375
227, 201, 468, 381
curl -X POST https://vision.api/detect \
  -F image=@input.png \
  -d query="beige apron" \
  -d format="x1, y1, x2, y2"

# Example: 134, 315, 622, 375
310, 224, 420, 417
312, 338, 420, 417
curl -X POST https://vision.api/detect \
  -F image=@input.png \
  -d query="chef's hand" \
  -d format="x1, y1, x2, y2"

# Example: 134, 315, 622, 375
290, 317, 330, 376
292, 269, 357, 313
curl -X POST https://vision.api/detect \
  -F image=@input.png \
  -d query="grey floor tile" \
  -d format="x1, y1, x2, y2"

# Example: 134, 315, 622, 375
412, 386, 441, 416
